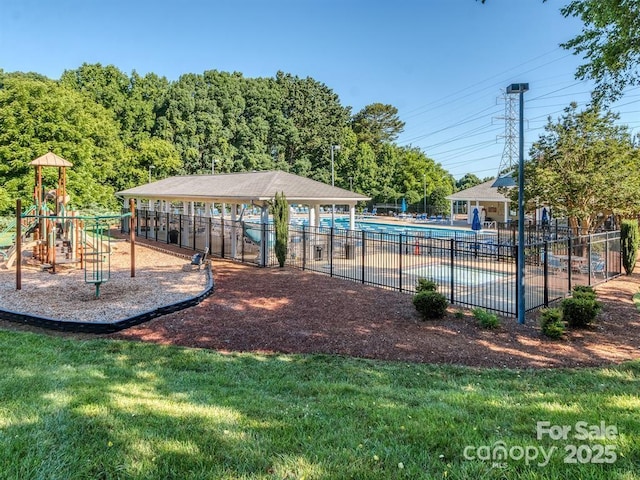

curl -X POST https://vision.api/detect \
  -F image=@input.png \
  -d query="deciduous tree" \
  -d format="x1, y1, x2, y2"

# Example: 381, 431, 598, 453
525, 102, 639, 233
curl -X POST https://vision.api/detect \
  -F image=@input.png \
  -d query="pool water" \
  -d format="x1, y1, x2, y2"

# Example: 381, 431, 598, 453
296, 217, 488, 239
406, 263, 512, 287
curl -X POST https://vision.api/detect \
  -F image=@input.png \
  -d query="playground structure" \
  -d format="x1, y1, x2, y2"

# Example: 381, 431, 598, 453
2, 152, 135, 297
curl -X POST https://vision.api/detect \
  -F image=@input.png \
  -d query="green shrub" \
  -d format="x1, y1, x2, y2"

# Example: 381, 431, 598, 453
562, 297, 601, 327
413, 291, 448, 320
472, 308, 500, 329
539, 308, 565, 338
416, 278, 438, 293
272, 191, 289, 268
621, 219, 638, 275
572, 285, 596, 300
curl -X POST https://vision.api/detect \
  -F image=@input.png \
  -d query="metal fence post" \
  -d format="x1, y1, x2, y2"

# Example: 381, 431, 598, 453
543, 241, 549, 307
221, 218, 225, 259
260, 222, 267, 267
567, 236, 573, 293
449, 238, 455, 304
330, 227, 334, 277
399, 234, 404, 292
208, 216, 212, 256
239, 222, 244, 262
587, 239, 592, 286
361, 230, 366, 284
605, 234, 610, 279
302, 225, 307, 270
192, 216, 196, 251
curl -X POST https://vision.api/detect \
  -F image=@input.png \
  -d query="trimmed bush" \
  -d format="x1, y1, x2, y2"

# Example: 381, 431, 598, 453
416, 278, 438, 293
621, 219, 639, 275
572, 285, 596, 300
472, 308, 500, 329
272, 191, 289, 268
413, 291, 448, 320
562, 297, 601, 328
539, 308, 565, 339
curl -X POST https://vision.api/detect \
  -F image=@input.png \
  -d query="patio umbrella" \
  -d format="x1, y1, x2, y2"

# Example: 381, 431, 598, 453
541, 207, 549, 225
471, 207, 482, 231
401, 198, 407, 213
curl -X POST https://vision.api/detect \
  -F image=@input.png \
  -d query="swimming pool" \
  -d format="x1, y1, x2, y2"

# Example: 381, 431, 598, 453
327, 217, 492, 239
406, 263, 512, 287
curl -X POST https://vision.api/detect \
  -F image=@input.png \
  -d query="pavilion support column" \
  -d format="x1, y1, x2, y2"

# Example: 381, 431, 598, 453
449, 201, 454, 225
349, 204, 356, 231
504, 201, 509, 223
308, 205, 316, 227
313, 205, 321, 227
181, 201, 188, 244
260, 203, 269, 267
230, 204, 238, 258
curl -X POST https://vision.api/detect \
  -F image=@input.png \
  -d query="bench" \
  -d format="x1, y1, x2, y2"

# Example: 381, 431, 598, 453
190, 248, 209, 270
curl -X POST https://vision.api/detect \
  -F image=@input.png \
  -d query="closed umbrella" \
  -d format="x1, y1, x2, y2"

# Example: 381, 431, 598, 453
471, 207, 482, 231
541, 207, 549, 225
401, 198, 407, 213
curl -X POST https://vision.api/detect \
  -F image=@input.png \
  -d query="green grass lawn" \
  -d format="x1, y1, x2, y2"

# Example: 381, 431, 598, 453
0, 330, 638, 480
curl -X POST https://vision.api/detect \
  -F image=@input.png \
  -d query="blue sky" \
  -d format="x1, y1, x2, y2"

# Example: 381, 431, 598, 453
1, 0, 638, 180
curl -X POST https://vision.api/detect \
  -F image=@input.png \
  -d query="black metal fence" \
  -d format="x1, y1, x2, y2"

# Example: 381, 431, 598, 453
125, 209, 622, 317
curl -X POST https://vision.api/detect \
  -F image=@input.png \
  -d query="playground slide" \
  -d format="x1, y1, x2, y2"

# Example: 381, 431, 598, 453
243, 224, 274, 246
243, 225, 262, 245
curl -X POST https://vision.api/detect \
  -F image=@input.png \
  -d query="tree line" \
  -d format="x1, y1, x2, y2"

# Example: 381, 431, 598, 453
2, 0, 640, 234
0, 65, 455, 215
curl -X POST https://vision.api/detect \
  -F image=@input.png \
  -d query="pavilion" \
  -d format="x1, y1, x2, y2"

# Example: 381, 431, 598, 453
116, 170, 370, 230
445, 179, 513, 227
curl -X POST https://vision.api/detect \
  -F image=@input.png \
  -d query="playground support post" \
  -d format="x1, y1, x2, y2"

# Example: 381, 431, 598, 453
16, 199, 22, 290
130, 198, 136, 278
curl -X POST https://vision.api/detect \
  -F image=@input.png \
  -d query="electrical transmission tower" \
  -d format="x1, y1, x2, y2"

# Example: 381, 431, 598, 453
492, 92, 518, 187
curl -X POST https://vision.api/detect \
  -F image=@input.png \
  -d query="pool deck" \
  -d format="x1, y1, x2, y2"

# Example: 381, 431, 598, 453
354, 215, 472, 230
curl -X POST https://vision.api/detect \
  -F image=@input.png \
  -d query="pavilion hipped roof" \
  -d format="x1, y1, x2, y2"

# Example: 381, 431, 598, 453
117, 170, 370, 205
445, 179, 511, 203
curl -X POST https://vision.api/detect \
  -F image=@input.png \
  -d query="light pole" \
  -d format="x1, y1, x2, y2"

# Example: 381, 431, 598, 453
349, 176, 353, 191
423, 173, 427, 214
212, 159, 216, 175
148, 165, 155, 183
507, 82, 529, 325
330, 145, 340, 227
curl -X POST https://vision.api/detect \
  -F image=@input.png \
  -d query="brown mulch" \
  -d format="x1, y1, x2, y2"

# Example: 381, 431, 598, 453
105, 256, 640, 369
2, 238, 639, 369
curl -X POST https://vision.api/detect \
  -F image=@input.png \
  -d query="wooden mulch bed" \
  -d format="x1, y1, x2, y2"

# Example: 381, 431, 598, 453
105, 255, 640, 369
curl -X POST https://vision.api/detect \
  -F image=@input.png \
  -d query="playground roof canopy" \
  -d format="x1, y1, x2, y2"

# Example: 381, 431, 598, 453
116, 170, 370, 205
30, 151, 73, 167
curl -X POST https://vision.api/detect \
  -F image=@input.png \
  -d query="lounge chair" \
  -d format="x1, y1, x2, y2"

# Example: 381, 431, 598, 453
541, 252, 566, 273
579, 260, 606, 278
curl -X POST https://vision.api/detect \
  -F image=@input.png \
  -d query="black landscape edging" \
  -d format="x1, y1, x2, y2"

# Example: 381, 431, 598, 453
0, 265, 214, 334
